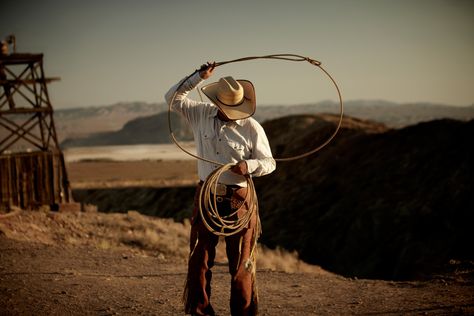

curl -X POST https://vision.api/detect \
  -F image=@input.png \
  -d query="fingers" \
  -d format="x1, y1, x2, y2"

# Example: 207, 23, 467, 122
198, 61, 216, 79
231, 161, 248, 175
210, 62, 216, 71
200, 61, 216, 71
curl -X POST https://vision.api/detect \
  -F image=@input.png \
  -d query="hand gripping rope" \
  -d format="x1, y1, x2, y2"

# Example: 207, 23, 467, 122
167, 54, 344, 237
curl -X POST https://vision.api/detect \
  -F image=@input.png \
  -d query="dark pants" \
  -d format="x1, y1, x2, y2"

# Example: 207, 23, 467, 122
184, 184, 259, 316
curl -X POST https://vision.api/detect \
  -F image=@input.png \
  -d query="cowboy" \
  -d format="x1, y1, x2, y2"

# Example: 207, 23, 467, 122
165, 62, 276, 316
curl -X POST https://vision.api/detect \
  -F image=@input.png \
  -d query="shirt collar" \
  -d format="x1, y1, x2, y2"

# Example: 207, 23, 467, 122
232, 119, 246, 126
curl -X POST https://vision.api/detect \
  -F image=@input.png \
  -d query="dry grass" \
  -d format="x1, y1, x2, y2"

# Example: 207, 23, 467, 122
257, 246, 327, 274
0, 209, 325, 273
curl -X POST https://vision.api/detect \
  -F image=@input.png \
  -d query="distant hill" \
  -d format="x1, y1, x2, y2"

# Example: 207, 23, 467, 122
54, 102, 166, 142
255, 115, 474, 280
254, 100, 474, 128
56, 100, 474, 148
61, 111, 192, 148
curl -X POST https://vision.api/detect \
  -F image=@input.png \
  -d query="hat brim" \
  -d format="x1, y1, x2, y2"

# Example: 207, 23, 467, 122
201, 80, 256, 120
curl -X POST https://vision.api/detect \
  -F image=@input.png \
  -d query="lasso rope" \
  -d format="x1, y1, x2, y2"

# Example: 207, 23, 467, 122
167, 54, 343, 237
168, 53, 344, 164
198, 164, 260, 237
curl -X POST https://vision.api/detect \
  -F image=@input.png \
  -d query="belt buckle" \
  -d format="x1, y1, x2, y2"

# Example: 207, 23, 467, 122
211, 183, 227, 196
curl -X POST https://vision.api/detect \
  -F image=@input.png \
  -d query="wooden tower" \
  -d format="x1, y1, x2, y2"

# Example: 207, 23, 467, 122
0, 46, 71, 210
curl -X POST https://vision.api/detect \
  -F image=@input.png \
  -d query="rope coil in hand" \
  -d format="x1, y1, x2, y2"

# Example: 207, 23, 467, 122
167, 53, 344, 237
198, 163, 260, 237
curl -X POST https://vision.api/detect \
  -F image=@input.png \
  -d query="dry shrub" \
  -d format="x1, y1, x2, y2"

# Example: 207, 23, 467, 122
91, 210, 191, 259
213, 240, 326, 274
256, 245, 327, 274
0, 209, 326, 274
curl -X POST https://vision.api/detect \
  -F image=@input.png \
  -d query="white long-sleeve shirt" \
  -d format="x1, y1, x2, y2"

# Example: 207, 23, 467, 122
165, 71, 276, 186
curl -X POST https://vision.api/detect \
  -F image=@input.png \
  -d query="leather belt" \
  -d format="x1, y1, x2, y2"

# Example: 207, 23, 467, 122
199, 181, 242, 197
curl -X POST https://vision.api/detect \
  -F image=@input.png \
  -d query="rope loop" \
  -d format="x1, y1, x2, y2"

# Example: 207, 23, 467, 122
168, 53, 343, 164
305, 57, 322, 66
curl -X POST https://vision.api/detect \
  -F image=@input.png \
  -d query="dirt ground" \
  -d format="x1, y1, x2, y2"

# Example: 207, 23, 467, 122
1, 210, 473, 316
2, 160, 474, 315
66, 160, 199, 189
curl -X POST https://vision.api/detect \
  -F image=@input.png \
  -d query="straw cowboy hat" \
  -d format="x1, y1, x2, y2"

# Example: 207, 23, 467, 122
201, 76, 256, 120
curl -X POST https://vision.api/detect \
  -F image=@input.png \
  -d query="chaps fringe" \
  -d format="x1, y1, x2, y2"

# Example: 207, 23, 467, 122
183, 231, 199, 313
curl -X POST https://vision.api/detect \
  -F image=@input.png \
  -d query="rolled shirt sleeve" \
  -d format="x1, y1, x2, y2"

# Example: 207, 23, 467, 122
164, 71, 205, 120
245, 120, 276, 177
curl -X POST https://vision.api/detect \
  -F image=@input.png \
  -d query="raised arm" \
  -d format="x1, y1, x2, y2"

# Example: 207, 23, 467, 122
164, 62, 216, 116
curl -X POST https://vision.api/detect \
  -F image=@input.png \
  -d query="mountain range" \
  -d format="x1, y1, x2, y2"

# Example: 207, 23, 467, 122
57, 100, 474, 147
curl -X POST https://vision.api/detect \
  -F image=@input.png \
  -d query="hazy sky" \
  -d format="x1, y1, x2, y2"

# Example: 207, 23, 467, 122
1, 0, 473, 108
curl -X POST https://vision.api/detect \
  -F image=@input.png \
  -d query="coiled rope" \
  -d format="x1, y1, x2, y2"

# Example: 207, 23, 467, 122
198, 164, 260, 237
167, 53, 343, 237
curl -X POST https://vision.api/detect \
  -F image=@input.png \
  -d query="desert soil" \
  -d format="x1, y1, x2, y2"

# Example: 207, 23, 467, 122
2, 240, 472, 316
66, 160, 199, 189
1, 160, 473, 315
